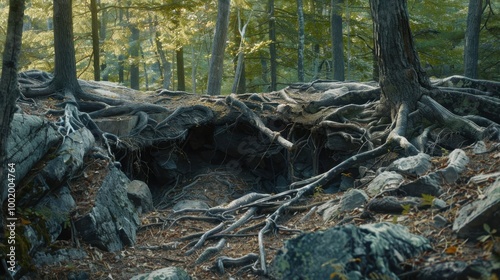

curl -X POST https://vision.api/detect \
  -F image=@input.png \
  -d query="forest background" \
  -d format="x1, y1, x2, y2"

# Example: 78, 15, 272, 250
0, 0, 499, 95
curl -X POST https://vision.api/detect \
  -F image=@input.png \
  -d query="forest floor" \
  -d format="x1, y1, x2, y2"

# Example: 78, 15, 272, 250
23, 81, 500, 280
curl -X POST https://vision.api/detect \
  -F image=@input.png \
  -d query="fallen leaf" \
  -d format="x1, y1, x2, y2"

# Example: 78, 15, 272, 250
445, 245, 458, 255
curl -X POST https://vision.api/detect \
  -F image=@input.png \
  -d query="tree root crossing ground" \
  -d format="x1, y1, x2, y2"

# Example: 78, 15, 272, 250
17, 70, 500, 278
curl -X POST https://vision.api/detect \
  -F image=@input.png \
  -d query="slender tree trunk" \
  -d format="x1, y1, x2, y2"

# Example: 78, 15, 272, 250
232, 9, 249, 94
207, 0, 231, 96
260, 53, 269, 91
297, 0, 305, 82
118, 54, 125, 84
464, 0, 483, 79
370, 0, 430, 118
52, 0, 82, 93
232, 52, 245, 94
268, 0, 277, 91
313, 44, 321, 80
0, 1, 25, 269
100, 3, 108, 81
176, 47, 186, 91
90, 0, 100, 81
191, 45, 199, 94
140, 47, 149, 90
129, 24, 140, 90
331, 0, 345, 81
156, 41, 171, 90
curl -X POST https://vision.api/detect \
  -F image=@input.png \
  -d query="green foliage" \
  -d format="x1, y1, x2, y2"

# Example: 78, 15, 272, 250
478, 223, 498, 243
421, 193, 435, 206
401, 204, 412, 215
0, 0, 498, 92
313, 185, 324, 197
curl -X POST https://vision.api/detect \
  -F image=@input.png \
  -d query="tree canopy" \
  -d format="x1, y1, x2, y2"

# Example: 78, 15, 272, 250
0, 0, 498, 93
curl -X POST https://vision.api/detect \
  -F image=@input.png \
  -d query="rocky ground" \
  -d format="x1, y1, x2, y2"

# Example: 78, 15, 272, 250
9, 78, 500, 279
35, 139, 500, 279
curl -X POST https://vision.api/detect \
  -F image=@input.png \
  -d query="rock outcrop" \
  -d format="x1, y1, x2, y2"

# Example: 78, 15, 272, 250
269, 223, 431, 280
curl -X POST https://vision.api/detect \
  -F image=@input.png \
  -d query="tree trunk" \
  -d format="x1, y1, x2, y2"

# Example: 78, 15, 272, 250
129, 24, 140, 90
464, 0, 483, 79
191, 45, 199, 94
118, 54, 125, 84
297, 0, 305, 82
176, 47, 186, 91
52, 0, 82, 93
232, 9, 249, 94
268, 0, 277, 91
90, 0, 100, 81
313, 44, 321, 80
370, 0, 430, 119
331, 0, 345, 81
0, 2, 25, 273
100, 3, 108, 81
158, 47, 171, 90
207, 0, 231, 96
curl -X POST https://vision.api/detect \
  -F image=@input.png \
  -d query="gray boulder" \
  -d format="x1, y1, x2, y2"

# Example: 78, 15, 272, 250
127, 180, 154, 214
397, 149, 469, 198
398, 172, 443, 197
4, 113, 60, 201
19, 127, 95, 206
33, 248, 87, 266
74, 166, 140, 252
386, 153, 431, 176
130, 267, 191, 280
269, 222, 430, 280
453, 178, 500, 239
40, 127, 95, 186
366, 171, 403, 196
34, 186, 76, 242
435, 149, 469, 184
318, 189, 368, 221
339, 189, 368, 212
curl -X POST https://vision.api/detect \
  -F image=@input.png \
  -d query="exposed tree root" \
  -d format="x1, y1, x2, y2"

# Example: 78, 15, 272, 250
226, 94, 294, 150
212, 253, 259, 274
17, 70, 500, 277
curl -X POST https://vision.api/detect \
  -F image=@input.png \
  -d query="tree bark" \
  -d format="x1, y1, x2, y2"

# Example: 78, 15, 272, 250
176, 47, 186, 91
129, 24, 140, 90
268, 0, 277, 91
207, 0, 231, 96
464, 0, 483, 79
0, 1, 24, 276
232, 9, 249, 94
297, 0, 305, 82
52, 0, 83, 93
370, 0, 430, 119
331, 0, 345, 81
100, 3, 108, 81
90, 0, 100, 81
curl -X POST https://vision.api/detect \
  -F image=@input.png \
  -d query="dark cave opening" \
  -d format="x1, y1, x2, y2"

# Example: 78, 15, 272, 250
115, 119, 350, 208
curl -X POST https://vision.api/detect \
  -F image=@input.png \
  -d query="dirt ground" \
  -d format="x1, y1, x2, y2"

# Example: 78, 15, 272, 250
35, 141, 500, 280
